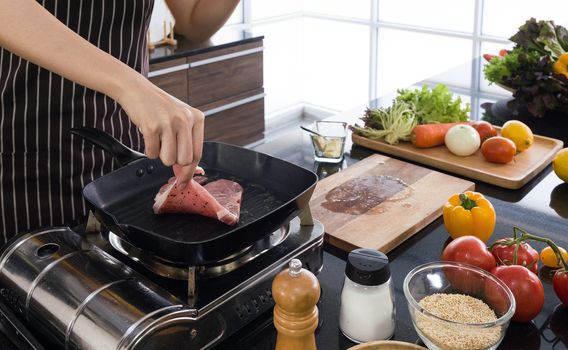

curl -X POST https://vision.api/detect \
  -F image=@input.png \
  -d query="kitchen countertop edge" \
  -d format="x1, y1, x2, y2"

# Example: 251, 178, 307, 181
149, 33, 264, 65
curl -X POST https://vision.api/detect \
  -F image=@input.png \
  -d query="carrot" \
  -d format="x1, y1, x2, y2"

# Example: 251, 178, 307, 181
411, 122, 470, 148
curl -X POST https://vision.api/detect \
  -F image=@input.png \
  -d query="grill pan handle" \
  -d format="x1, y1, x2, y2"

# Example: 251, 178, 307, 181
70, 127, 146, 167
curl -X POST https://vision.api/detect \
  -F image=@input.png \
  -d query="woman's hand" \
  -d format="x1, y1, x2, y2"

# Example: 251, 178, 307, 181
0, 0, 205, 188
117, 75, 204, 188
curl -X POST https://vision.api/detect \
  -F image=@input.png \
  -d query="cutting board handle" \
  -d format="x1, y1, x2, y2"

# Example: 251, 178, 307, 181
70, 127, 146, 167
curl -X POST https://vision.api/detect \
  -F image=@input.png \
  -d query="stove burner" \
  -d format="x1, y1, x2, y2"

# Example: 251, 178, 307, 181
107, 223, 291, 280
0, 214, 325, 350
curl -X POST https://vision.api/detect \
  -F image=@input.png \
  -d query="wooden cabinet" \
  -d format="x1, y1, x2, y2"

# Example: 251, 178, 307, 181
148, 58, 188, 102
201, 89, 265, 146
148, 39, 265, 146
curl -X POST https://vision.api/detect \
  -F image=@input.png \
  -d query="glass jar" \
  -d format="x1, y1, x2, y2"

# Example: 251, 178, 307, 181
339, 248, 396, 343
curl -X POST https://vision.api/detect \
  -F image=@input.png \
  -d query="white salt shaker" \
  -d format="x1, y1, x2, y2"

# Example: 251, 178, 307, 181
339, 248, 395, 343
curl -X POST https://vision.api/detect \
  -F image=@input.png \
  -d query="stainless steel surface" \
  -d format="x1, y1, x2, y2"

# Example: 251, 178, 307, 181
0, 228, 190, 350
299, 206, 315, 226
105, 222, 290, 280
0, 216, 325, 349
188, 267, 196, 309
129, 218, 325, 349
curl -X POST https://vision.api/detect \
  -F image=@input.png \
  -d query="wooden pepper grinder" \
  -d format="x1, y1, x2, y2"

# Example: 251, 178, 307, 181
272, 259, 320, 350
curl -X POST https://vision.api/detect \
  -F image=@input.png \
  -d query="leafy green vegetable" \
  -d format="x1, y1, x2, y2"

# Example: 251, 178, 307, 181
510, 18, 568, 59
484, 48, 540, 85
506, 55, 568, 117
484, 18, 568, 117
395, 84, 470, 124
352, 101, 417, 144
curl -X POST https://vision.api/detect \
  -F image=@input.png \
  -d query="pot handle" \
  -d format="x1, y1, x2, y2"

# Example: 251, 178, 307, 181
70, 127, 146, 167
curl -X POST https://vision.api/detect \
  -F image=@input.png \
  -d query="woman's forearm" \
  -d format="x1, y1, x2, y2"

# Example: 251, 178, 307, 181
166, 0, 240, 44
0, 0, 206, 183
0, 0, 143, 103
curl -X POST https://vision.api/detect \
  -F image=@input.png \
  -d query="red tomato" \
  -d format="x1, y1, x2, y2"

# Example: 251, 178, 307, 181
484, 274, 514, 317
472, 121, 498, 143
441, 236, 497, 295
491, 265, 544, 322
553, 270, 568, 307
441, 236, 496, 271
490, 238, 539, 274
481, 137, 517, 164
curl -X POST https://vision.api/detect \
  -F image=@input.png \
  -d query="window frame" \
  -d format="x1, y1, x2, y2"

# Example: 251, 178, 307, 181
226, 0, 517, 119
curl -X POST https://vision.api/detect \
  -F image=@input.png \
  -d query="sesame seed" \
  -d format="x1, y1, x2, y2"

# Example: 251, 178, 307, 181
415, 293, 501, 350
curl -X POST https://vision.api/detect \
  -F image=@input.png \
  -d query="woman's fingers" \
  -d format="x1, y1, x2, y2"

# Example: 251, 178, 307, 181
174, 132, 194, 189
191, 108, 204, 168
144, 130, 160, 159
159, 127, 177, 166
176, 119, 193, 167
175, 164, 195, 189
120, 82, 205, 179
176, 108, 204, 189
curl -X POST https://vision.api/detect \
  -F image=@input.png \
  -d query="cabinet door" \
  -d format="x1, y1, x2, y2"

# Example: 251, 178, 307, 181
202, 89, 265, 146
148, 58, 189, 103
187, 41, 264, 107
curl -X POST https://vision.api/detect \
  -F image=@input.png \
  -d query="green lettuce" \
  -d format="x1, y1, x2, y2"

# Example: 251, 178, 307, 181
510, 18, 568, 59
484, 48, 541, 85
395, 84, 470, 124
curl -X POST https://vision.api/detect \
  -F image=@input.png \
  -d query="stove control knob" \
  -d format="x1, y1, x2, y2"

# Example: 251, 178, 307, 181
272, 258, 320, 350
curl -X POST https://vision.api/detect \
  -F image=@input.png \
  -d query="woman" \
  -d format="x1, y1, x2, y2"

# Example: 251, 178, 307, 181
0, 0, 240, 242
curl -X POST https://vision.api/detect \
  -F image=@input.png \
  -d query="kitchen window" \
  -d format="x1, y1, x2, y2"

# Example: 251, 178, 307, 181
154, 0, 568, 122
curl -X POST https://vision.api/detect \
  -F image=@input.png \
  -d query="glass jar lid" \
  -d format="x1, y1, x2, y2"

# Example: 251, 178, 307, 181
345, 248, 390, 286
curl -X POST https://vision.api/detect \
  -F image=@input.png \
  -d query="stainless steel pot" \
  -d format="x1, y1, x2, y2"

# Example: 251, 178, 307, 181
0, 227, 208, 350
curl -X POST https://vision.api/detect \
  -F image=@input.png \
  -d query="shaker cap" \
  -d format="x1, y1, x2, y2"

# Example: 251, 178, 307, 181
345, 248, 390, 286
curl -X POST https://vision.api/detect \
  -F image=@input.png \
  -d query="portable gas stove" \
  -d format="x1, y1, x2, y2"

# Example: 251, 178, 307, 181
0, 210, 324, 350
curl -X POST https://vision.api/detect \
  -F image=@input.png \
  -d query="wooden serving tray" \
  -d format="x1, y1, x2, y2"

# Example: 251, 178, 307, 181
352, 132, 564, 189
309, 154, 474, 253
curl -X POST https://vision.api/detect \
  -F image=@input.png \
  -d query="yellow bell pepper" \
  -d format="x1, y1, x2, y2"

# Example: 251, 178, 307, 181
553, 53, 568, 78
443, 191, 496, 242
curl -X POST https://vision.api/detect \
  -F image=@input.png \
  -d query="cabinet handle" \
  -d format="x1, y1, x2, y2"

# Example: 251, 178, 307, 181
147, 63, 190, 78
189, 47, 264, 68
203, 93, 265, 117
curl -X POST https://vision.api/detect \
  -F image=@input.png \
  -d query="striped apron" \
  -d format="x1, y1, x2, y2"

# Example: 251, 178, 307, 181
0, 0, 154, 243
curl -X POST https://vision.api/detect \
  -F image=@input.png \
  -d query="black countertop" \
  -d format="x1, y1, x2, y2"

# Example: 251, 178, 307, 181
215, 94, 568, 349
148, 29, 263, 64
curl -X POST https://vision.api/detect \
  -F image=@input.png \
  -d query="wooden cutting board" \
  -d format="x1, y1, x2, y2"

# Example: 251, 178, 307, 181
309, 154, 474, 253
352, 132, 563, 189
349, 341, 427, 350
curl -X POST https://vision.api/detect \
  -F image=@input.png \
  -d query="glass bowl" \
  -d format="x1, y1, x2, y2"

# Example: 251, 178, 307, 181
403, 262, 515, 350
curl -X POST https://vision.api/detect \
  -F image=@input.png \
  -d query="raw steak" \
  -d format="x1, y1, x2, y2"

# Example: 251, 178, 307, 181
193, 175, 208, 186
152, 177, 243, 225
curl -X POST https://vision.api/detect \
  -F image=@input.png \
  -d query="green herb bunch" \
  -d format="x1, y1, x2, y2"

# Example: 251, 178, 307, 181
352, 100, 417, 145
